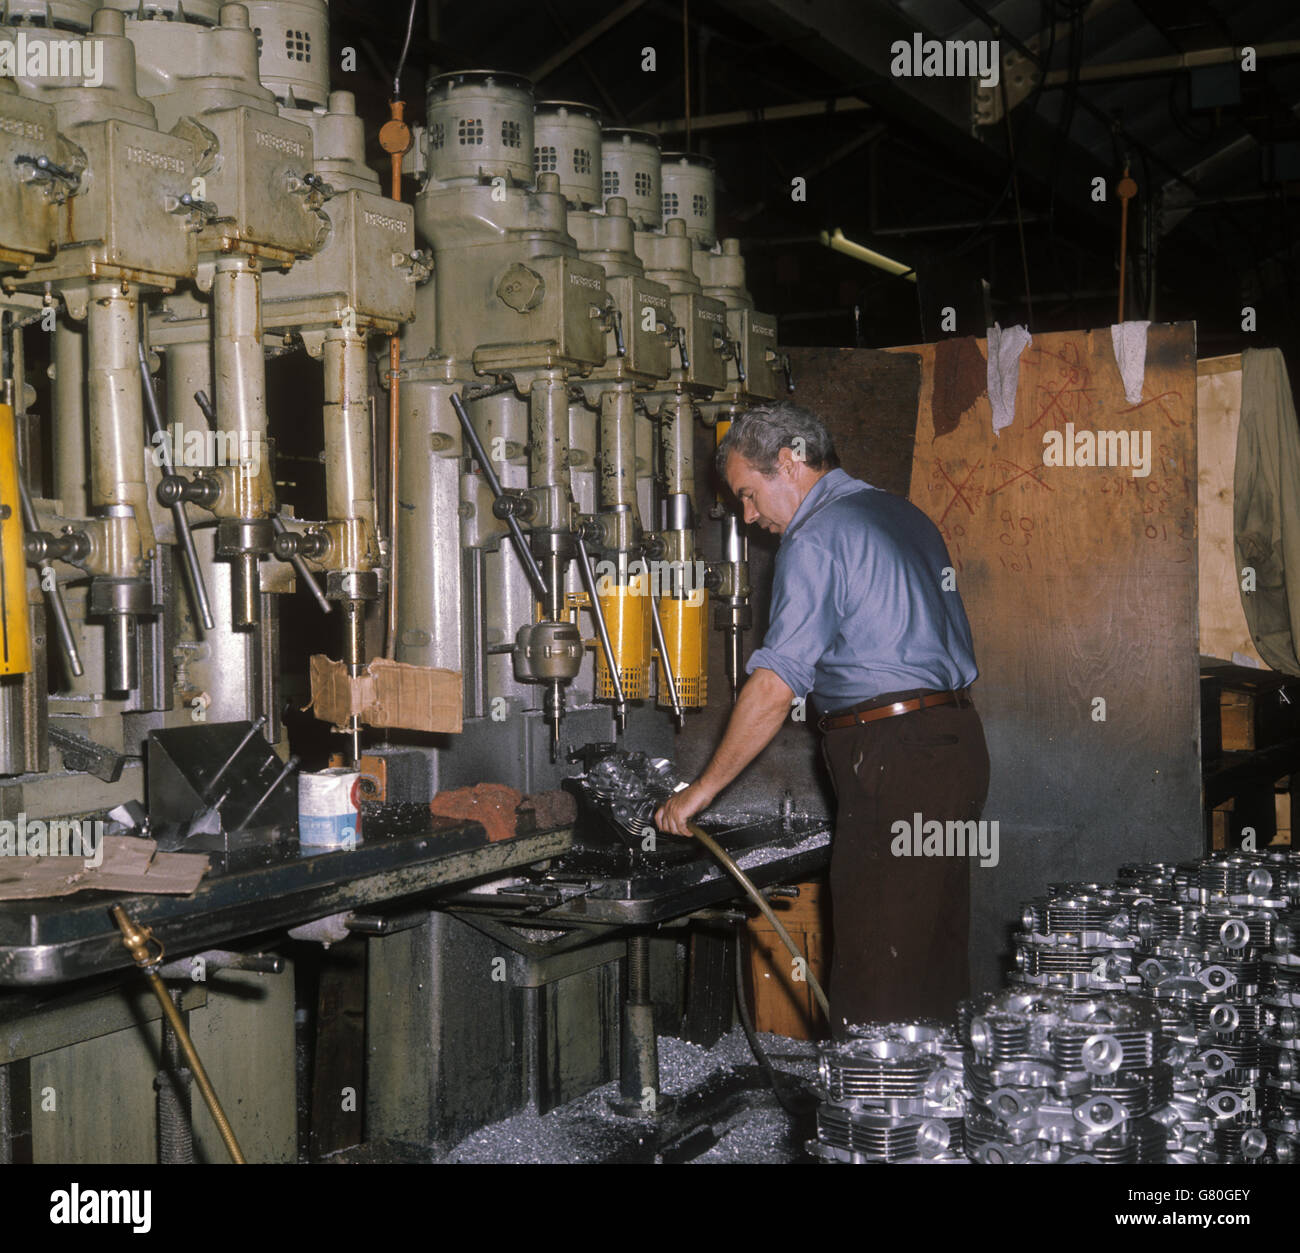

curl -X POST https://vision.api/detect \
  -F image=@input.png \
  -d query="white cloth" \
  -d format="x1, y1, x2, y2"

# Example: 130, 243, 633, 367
986, 322, 1032, 434
1111, 320, 1151, 405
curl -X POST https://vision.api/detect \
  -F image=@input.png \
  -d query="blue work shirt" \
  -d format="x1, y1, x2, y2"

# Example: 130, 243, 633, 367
745, 468, 978, 715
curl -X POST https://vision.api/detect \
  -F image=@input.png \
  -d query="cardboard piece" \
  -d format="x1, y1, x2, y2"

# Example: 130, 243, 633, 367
0, 836, 209, 900
310, 655, 462, 734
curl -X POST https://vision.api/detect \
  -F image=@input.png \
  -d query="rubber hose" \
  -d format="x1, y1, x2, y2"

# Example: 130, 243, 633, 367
687, 822, 830, 1020
733, 920, 804, 1116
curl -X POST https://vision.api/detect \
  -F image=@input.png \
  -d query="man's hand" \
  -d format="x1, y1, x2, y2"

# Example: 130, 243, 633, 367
654, 781, 716, 837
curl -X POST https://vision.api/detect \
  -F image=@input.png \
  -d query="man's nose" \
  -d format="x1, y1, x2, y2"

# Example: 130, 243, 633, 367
742, 501, 758, 524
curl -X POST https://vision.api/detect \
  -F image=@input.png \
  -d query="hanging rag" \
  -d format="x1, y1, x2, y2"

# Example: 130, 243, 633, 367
1111, 320, 1151, 405
986, 322, 1032, 434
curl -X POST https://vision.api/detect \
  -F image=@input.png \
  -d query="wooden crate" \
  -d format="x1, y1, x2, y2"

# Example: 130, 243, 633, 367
1201, 662, 1300, 752
1211, 801, 1232, 850
745, 881, 828, 1040
1220, 691, 1255, 750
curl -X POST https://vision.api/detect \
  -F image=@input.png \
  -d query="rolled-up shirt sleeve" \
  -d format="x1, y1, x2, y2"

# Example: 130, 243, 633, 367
745, 535, 842, 700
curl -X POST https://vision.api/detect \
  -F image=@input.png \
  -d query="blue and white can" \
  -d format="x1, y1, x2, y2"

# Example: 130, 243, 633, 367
298, 768, 362, 848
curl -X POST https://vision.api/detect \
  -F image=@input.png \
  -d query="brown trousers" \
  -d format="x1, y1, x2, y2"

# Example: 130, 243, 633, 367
819, 702, 989, 1037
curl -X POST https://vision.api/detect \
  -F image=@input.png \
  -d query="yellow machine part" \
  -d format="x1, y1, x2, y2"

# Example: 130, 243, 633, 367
655, 589, 708, 708
0, 405, 32, 675
595, 570, 652, 701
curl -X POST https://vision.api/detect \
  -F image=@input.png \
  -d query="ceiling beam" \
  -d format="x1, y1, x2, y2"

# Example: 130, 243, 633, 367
528, 0, 650, 84
642, 96, 871, 135
714, 0, 1119, 252
713, 0, 974, 142
1043, 40, 1300, 87
540, 0, 624, 121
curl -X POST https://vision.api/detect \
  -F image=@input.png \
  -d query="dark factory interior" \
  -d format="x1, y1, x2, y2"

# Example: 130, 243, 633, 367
0, 0, 1297, 1204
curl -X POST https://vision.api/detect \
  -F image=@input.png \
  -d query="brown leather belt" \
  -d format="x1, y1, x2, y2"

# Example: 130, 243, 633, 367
816, 689, 971, 733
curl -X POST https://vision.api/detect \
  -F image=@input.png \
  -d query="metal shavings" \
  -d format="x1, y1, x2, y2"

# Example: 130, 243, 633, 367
652, 1032, 727, 1094
732, 830, 830, 871
693, 1107, 802, 1163
440, 1026, 819, 1164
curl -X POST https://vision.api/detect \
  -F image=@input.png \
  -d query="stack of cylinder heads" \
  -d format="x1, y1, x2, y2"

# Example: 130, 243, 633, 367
960, 989, 1170, 1163
809, 1021, 966, 1163
811, 847, 1300, 1164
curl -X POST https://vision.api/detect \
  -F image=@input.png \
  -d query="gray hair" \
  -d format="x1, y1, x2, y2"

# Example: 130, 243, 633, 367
715, 401, 839, 479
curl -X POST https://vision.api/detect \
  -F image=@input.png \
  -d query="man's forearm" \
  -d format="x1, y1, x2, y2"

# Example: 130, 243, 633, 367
696, 667, 794, 801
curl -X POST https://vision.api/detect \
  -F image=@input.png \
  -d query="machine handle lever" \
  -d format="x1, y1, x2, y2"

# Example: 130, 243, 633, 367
24, 526, 89, 565
173, 191, 217, 221
157, 473, 219, 510
270, 515, 332, 615
15, 152, 79, 192
450, 392, 550, 604
648, 586, 683, 725
138, 343, 216, 631
575, 534, 627, 725
300, 171, 336, 199
192, 390, 218, 430
17, 478, 83, 677
272, 528, 329, 562
611, 307, 626, 358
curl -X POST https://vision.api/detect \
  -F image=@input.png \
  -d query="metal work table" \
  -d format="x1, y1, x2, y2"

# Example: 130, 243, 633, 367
0, 821, 576, 987
445, 814, 832, 927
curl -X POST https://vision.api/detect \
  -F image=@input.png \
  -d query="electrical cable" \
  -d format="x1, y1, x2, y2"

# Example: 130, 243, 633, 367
392, 0, 418, 98
1000, 72, 1035, 327
682, 0, 691, 148
1044, 1, 1082, 308
921, 0, 1061, 272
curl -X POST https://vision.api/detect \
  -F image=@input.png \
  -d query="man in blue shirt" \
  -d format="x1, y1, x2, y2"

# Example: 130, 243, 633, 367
655, 400, 989, 1033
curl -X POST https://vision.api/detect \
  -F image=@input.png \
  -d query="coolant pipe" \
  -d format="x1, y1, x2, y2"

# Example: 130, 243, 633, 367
112, 907, 245, 1164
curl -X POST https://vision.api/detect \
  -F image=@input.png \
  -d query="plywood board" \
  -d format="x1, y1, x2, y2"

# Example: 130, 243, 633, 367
897, 324, 1203, 990
1197, 356, 1265, 666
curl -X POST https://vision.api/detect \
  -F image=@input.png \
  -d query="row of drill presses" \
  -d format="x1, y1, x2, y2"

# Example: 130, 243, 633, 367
0, 0, 792, 834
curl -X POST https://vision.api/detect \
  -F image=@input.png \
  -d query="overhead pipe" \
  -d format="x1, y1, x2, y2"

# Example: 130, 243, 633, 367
820, 229, 917, 283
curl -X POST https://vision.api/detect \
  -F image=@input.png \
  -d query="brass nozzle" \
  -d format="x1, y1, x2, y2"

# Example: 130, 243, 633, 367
111, 905, 163, 969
